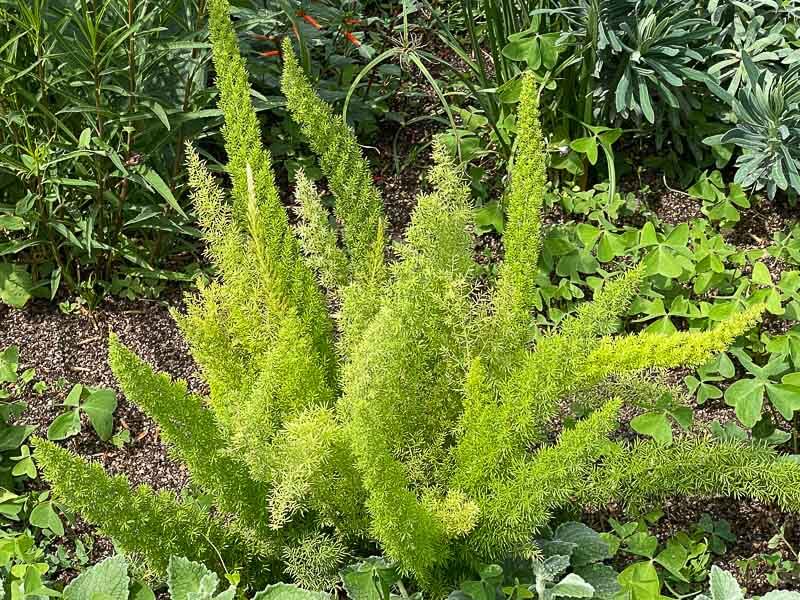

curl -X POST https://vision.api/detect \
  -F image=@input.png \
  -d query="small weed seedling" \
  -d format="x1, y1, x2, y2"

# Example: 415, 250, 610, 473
47, 384, 118, 442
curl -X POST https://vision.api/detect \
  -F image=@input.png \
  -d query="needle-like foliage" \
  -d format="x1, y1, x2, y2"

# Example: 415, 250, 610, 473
32, 439, 267, 579
34, 0, 800, 591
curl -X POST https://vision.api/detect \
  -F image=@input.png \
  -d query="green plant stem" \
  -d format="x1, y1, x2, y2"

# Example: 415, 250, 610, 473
171, 0, 208, 190
90, 0, 108, 282
534, 574, 546, 600
106, 0, 138, 280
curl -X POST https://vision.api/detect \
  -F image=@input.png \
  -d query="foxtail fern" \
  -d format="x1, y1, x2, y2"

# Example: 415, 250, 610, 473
34, 0, 800, 591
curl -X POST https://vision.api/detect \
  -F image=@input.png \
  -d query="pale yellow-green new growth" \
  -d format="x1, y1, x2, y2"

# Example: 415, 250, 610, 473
293, 171, 349, 291
205, 0, 335, 378
280, 36, 386, 284
580, 304, 766, 383
34, 2, 800, 592
486, 73, 547, 369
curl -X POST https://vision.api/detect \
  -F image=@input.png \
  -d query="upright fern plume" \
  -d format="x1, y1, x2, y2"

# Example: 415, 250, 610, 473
485, 73, 547, 369
34, 0, 800, 591
582, 438, 800, 513
204, 0, 335, 380
107, 335, 273, 538
32, 438, 264, 578
279, 37, 388, 355
341, 140, 476, 577
293, 171, 349, 291
280, 37, 386, 285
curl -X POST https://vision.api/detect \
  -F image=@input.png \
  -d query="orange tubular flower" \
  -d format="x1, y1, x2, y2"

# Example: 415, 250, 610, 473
250, 32, 276, 41
298, 11, 322, 29
343, 30, 361, 46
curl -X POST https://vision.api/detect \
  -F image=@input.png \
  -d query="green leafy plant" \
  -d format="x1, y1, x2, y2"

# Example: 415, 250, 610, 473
685, 353, 736, 405
450, 523, 619, 600
629, 392, 693, 446
0, 346, 62, 534
46, 384, 118, 442
687, 171, 751, 227
450, 564, 510, 600
699, 564, 800, 600
693, 514, 735, 556
769, 225, 800, 266
56, 553, 333, 600
31, 0, 800, 592
703, 57, 800, 199
567, 127, 623, 200
0, 0, 212, 305
340, 557, 410, 600
637, 222, 694, 281
606, 514, 713, 598
708, 8, 798, 98
608, 1, 717, 127
0, 263, 34, 308
0, 348, 73, 597
111, 428, 131, 449
533, 522, 620, 599
0, 346, 36, 469
723, 348, 800, 430
0, 530, 62, 599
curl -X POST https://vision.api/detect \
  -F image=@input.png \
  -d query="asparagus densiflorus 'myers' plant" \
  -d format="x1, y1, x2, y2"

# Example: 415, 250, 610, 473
32, 0, 800, 591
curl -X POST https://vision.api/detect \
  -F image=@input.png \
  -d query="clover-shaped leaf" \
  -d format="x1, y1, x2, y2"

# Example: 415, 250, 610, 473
725, 350, 800, 427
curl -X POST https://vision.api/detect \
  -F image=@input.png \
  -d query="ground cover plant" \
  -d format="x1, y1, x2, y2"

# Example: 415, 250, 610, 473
22, 549, 800, 600
0, 345, 100, 597
25, 0, 800, 595
505, 179, 800, 450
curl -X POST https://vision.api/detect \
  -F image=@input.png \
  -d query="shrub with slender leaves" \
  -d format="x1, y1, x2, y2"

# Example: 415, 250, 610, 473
0, 0, 214, 305
435, 0, 720, 164
33, 0, 800, 592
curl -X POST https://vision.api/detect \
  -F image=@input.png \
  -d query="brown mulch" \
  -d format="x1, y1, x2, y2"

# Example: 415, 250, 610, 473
726, 196, 797, 250
651, 189, 703, 225
0, 293, 195, 493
